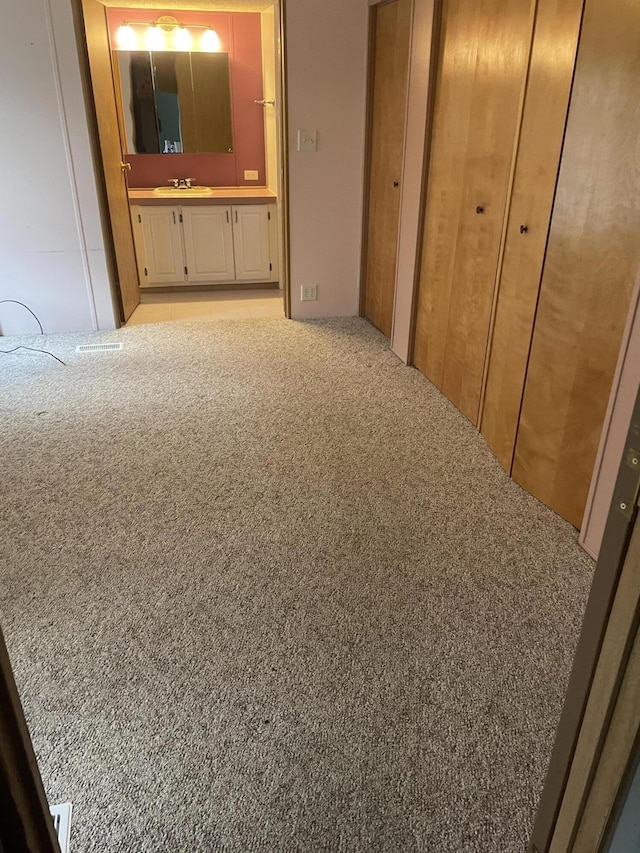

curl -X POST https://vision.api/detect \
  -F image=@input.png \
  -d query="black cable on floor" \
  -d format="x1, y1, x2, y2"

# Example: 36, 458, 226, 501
0, 300, 44, 334
0, 300, 66, 365
0, 345, 66, 366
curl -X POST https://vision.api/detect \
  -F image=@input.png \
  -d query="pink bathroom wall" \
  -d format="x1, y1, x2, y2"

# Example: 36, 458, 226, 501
126, 152, 238, 187
106, 8, 265, 188
230, 14, 267, 187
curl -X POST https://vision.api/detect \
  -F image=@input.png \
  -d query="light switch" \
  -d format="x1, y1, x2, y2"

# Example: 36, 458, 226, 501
301, 284, 318, 301
297, 129, 318, 152
244, 170, 259, 180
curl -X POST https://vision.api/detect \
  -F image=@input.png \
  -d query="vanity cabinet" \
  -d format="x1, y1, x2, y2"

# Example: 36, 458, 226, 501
232, 206, 272, 282
137, 206, 185, 284
130, 203, 277, 287
181, 207, 236, 283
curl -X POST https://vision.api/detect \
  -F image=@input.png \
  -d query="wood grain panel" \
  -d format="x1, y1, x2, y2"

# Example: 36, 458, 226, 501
413, 0, 484, 388
580, 275, 640, 559
413, 0, 534, 423
80, 0, 140, 320
480, 0, 584, 469
547, 519, 640, 852
363, 0, 412, 338
513, 0, 640, 527
0, 625, 60, 852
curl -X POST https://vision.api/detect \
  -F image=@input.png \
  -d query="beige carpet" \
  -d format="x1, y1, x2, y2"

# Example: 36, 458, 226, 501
0, 317, 593, 852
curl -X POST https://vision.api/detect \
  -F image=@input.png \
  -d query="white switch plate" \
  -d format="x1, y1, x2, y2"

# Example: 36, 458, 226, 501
301, 285, 318, 301
297, 130, 318, 152
244, 170, 259, 180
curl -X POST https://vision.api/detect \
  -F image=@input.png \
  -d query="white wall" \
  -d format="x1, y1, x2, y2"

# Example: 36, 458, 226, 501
286, 0, 368, 319
0, 0, 116, 336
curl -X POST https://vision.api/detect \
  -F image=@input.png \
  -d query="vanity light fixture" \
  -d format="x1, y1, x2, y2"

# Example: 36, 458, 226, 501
145, 24, 165, 50
115, 16, 220, 53
174, 26, 192, 51
201, 27, 221, 52
116, 23, 137, 49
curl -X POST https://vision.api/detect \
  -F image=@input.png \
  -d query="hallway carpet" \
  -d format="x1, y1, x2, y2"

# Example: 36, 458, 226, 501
0, 318, 593, 852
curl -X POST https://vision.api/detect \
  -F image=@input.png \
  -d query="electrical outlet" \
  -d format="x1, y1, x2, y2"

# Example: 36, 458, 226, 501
301, 285, 318, 301
244, 170, 259, 180
297, 130, 318, 152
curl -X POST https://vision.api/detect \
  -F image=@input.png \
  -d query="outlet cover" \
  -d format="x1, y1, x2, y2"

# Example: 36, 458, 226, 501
297, 130, 318, 152
244, 170, 259, 180
301, 285, 318, 301
50, 803, 72, 853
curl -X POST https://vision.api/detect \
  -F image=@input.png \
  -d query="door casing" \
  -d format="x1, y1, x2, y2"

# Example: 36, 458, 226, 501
72, 0, 291, 323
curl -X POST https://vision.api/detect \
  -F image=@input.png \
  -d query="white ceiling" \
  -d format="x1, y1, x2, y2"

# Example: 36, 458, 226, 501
102, 0, 273, 11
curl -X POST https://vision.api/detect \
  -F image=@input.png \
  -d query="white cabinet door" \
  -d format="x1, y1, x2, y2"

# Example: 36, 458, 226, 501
232, 205, 272, 281
129, 205, 148, 284
139, 206, 185, 284
181, 206, 235, 283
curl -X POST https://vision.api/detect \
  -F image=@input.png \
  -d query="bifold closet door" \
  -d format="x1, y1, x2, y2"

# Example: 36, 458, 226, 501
512, 0, 640, 527
362, 0, 412, 338
480, 0, 584, 469
413, 0, 534, 424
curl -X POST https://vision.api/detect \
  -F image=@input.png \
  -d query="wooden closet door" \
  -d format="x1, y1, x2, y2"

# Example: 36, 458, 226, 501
413, 0, 534, 423
480, 0, 584, 470
512, 0, 640, 528
362, 0, 412, 338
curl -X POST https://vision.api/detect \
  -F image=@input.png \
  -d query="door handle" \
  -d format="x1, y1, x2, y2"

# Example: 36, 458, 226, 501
520, 224, 529, 234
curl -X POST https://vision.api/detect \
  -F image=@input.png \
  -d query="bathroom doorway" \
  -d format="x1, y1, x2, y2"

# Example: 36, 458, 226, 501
76, 0, 289, 327
126, 288, 284, 325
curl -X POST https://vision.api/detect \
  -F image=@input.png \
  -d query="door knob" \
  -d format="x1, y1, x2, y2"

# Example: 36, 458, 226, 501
520, 224, 529, 234
476, 205, 485, 214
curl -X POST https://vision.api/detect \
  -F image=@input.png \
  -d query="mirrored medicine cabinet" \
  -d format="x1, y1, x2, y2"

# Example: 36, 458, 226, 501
114, 50, 234, 155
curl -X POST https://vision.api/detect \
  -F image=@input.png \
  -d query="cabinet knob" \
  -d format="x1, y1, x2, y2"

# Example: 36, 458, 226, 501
476, 205, 484, 214
520, 224, 529, 234
393, 181, 399, 188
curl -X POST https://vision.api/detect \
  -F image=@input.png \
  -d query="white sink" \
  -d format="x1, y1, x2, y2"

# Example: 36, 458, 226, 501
153, 186, 213, 196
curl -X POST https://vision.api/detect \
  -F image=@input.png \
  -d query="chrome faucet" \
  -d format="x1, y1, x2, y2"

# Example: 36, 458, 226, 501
168, 178, 194, 189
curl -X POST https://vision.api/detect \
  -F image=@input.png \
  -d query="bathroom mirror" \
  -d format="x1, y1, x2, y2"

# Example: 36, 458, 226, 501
114, 51, 234, 155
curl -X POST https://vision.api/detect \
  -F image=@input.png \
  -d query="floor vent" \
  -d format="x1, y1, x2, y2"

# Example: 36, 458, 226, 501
75, 343, 123, 353
50, 802, 72, 853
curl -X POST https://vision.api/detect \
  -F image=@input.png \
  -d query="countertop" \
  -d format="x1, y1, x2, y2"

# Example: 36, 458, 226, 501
128, 187, 277, 205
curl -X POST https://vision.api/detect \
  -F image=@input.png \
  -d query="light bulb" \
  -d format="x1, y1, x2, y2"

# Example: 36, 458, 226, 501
116, 24, 137, 50
145, 25, 165, 50
174, 27, 192, 51
201, 28, 221, 52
